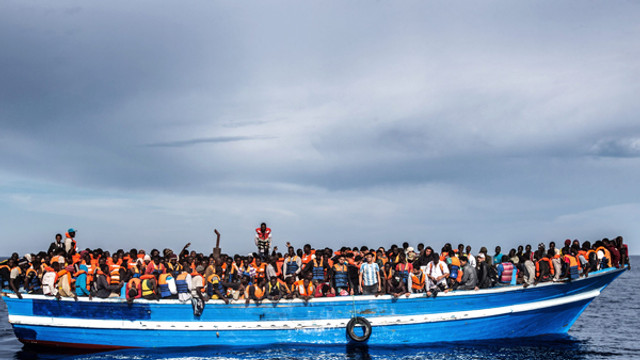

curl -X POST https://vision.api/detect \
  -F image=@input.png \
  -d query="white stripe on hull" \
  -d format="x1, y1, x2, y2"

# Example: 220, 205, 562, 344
9, 289, 600, 331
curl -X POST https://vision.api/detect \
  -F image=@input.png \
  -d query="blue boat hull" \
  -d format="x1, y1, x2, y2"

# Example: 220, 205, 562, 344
2, 266, 627, 349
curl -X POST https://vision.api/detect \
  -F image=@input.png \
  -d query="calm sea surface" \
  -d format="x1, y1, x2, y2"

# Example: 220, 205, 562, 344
1, 257, 639, 360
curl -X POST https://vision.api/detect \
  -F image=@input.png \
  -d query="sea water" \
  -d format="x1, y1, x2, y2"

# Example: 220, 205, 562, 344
1, 257, 639, 360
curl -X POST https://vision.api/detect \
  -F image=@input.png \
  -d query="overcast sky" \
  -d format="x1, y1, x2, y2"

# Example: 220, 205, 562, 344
1, 1, 639, 257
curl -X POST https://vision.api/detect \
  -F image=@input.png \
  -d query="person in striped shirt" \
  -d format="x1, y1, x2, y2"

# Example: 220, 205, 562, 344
359, 253, 381, 295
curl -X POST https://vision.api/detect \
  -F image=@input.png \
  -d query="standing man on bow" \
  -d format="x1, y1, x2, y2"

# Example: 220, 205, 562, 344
255, 222, 272, 260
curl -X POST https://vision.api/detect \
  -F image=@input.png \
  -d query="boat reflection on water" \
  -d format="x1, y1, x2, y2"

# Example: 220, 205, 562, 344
11, 335, 604, 360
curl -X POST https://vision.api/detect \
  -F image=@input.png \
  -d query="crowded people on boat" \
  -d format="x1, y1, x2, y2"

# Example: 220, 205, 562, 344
0, 225, 631, 305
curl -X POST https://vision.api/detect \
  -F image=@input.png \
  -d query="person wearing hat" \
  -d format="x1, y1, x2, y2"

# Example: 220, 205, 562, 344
475, 253, 493, 289
406, 247, 417, 262
64, 228, 78, 254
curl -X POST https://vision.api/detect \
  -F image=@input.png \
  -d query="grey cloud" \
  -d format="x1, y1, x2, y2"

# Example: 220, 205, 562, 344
144, 136, 271, 148
591, 137, 640, 158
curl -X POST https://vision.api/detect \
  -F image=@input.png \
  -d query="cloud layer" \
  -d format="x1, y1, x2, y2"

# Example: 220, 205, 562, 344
1, 1, 639, 255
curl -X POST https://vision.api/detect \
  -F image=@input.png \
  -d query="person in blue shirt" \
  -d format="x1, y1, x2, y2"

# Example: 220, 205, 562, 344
493, 246, 505, 266
75, 263, 92, 299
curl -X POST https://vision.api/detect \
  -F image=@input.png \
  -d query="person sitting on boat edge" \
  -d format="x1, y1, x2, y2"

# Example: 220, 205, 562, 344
562, 248, 582, 281
359, 252, 381, 296
41, 262, 58, 296
126, 277, 142, 304
245, 276, 265, 304
295, 272, 315, 301
8, 258, 28, 299
158, 272, 178, 300
93, 264, 122, 299
54, 263, 77, 301
387, 274, 410, 298
475, 253, 493, 289
455, 256, 478, 291
603, 238, 621, 268
24, 259, 43, 295
408, 265, 426, 294
206, 266, 229, 304
313, 276, 336, 298
496, 256, 518, 285
446, 250, 462, 289
424, 253, 449, 297
139, 274, 158, 300
534, 250, 554, 285
191, 265, 205, 300
73, 262, 91, 299
266, 276, 285, 301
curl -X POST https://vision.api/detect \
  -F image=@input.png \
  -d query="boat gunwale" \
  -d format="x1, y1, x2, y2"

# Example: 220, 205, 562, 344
1, 265, 627, 305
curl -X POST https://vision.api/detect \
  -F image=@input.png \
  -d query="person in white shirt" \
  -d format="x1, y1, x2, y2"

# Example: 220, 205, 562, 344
191, 266, 205, 298
423, 254, 449, 296
64, 228, 77, 254
465, 245, 476, 268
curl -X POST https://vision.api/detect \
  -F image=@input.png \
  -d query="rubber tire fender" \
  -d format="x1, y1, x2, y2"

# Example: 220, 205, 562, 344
346, 316, 372, 342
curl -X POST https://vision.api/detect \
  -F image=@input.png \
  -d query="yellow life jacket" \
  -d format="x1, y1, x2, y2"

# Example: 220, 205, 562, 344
141, 279, 154, 297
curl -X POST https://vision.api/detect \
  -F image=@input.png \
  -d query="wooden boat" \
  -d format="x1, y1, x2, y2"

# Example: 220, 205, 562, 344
1, 266, 628, 349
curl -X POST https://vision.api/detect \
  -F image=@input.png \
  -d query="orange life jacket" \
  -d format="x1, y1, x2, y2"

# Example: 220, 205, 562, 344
536, 258, 554, 277
382, 268, 393, 280
245, 284, 264, 299
275, 258, 284, 277
411, 271, 425, 290
56, 269, 71, 289
109, 264, 121, 285
449, 256, 463, 283
295, 280, 314, 296
301, 251, 315, 265
253, 263, 267, 279
565, 255, 581, 270
127, 277, 142, 299
596, 246, 612, 267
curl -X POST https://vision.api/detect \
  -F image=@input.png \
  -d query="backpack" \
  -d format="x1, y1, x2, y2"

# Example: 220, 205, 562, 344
487, 265, 498, 287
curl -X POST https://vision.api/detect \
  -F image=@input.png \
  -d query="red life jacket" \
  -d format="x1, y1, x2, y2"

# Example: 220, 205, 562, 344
255, 227, 271, 240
